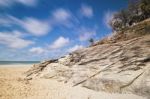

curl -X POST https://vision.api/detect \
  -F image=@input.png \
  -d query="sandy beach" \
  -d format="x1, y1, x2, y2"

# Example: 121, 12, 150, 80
0, 65, 147, 99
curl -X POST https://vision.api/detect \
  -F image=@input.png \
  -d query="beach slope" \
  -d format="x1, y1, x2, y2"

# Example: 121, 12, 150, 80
0, 66, 146, 99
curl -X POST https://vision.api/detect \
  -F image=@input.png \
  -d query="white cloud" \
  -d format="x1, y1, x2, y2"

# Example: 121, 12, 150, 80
51, 8, 75, 28
79, 28, 96, 41
52, 8, 71, 22
0, 10, 73, 36
80, 4, 93, 18
0, 0, 38, 7
0, 16, 13, 27
49, 36, 70, 49
0, 31, 34, 49
79, 32, 96, 41
17, 0, 37, 6
9, 16, 51, 36
68, 45, 84, 52
29, 47, 45, 54
103, 11, 115, 29
0, 0, 12, 7
21, 17, 50, 36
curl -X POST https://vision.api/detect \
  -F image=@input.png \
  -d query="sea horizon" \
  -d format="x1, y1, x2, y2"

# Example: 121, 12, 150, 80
0, 61, 40, 65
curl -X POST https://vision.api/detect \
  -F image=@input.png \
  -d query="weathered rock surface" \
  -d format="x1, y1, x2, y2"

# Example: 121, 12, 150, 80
25, 20, 150, 98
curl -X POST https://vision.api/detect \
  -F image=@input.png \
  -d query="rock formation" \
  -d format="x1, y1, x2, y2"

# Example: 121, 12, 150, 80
25, 19, 150, 98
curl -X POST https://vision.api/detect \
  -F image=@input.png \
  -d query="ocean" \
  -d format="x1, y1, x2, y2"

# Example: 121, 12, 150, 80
0, 61, 40, 65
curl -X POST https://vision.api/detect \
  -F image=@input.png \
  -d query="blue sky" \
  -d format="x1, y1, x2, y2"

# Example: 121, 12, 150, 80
0, 0, 128, 61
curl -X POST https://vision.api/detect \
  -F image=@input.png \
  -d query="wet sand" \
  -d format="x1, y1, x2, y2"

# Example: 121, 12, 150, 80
0, 65, 146, 99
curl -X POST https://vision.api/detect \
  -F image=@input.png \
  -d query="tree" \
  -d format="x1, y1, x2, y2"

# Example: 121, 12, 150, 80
109, 14, 123, 31
89, 38, 94, 45
109, 0, 150, 31
128, 0, 141, 25
109, 9, 129, 31
139, 0, 150, 19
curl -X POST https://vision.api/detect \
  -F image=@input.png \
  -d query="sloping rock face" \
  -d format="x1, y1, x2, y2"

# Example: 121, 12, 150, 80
26, 35, 150, 97
25, 19, 150, 98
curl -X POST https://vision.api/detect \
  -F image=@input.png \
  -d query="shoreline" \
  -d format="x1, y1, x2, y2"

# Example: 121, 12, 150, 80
0, 64, 33, 68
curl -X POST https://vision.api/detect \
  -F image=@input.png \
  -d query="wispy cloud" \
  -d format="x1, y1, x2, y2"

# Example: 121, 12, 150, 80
78, 27, 96, 41
0, 0, 38, 7
0, 0, 11, 7
17, 0, 37, 6
29, 47, 45, 54
52, 8, 71, 22
7, 16, 51, 36
80, 4, 93, 18
103, 10, 115, 29
0, 31, 34, 49
0, 9, 75, 36
49, 36, 70, 49
0, 16, 13, 27
20, 17, 50, 36
68, 45, 84, 52
51, 8, 76, 28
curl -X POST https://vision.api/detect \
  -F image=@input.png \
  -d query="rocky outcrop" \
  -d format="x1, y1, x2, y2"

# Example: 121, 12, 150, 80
25, 20, 150, 98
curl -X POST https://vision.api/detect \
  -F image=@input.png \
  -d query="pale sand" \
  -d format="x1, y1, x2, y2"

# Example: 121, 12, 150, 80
0, 65, 146, 99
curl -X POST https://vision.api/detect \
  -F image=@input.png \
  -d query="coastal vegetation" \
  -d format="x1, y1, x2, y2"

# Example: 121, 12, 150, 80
109, 0, 150, 31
